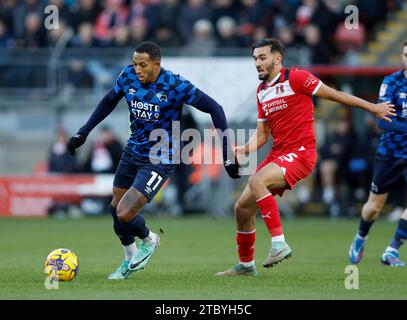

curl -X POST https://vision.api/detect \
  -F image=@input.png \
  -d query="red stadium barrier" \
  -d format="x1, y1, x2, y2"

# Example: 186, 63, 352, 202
0, 174, 114, 217
308, 66, 400, 76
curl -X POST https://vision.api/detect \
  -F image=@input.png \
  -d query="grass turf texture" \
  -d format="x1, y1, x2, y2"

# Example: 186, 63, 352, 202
0, 215, 406, 300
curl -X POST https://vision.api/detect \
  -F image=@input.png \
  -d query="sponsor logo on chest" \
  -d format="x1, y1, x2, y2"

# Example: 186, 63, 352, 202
131, 100, 161, 121
258, 80, 294, 116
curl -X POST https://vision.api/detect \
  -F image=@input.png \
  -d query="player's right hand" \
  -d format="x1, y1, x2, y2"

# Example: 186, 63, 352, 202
67, 133, 87, 155
234, 146, 246, 162
371, 101, 396, 122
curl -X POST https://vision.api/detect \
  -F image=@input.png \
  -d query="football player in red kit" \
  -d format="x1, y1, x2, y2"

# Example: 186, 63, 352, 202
216, 38, 396, 276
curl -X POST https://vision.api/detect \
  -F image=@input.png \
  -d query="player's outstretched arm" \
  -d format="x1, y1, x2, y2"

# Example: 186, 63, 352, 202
192, 92, 240, 179
235, 120, 269, 160
315, 83, 396, 122
67, 88, 124, 155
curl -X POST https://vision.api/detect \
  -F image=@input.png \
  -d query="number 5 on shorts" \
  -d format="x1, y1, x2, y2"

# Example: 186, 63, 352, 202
278, 153, 298, 163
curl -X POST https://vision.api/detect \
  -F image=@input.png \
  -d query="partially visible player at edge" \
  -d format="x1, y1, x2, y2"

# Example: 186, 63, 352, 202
216, 38, 396, 276
349, 40, 407, 267
67, 42, 240, 280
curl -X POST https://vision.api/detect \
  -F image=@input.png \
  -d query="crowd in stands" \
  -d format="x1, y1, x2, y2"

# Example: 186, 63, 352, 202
0, 0, 399, 62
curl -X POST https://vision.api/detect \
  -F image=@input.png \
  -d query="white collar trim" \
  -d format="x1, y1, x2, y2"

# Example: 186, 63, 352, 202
267, 72, 281, 86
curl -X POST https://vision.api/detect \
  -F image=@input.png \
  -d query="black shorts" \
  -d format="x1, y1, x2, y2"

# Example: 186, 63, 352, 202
113, 151, 176, 202
371, 154, 407, 194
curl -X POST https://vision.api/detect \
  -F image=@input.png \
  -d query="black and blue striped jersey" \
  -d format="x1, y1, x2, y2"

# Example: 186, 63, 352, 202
377, 69, 407, 159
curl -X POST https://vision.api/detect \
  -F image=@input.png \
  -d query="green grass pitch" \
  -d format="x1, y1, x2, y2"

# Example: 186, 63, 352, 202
0, 215, 406, 300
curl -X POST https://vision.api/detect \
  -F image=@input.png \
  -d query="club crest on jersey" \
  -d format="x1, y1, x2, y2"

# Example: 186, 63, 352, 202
399, 92, 406, 99
276, 85, 284, 94
379, 84, 387, 97
156, 93, 168, 102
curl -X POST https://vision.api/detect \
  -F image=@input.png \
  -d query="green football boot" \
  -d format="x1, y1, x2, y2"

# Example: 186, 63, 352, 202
128, 234, 160, 272
215, 263, 258, 276
107, 260, 131, 280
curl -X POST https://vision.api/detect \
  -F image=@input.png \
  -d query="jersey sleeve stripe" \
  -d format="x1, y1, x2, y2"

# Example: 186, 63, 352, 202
312, 80, 322, 95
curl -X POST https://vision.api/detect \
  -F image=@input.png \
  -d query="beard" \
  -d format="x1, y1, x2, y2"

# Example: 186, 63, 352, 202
258, 61, 275, 81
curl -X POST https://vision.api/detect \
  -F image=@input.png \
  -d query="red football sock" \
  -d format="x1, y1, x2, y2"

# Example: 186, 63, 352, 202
236, 230, 256, 263
257, 193, 283, 237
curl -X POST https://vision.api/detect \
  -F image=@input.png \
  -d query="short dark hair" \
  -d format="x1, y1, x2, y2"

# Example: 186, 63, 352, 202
135, 41, 161, 60
403, 40, 407, 48
252, 38, 285, 57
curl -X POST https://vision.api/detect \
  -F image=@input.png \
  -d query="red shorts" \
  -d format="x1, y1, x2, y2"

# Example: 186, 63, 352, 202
255, 147, 317, 196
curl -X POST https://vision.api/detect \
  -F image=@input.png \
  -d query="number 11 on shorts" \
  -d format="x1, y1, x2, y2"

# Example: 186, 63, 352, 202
147, 171, 163, 191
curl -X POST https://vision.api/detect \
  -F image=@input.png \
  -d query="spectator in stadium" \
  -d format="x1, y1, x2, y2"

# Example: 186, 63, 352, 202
47, 127, 79, 217
172, 108, 199, 214
13, 0, 44, 40
0, 18, 14, 48
0, 0, 18, 35
318, 113, 355, 217
66, 59, 94, 89
295, 0, 338, 38
236, 0, 266, 47
302, 24, 331, 65
111, 25, 130, 48
82, 125, 123, 214
69, 0, 101, 33
94, 0, 129, 45
156, 0, 181, 36
128, 0, 160, 39
49, 127, 78, 174
344, 114, 382, 215
83, 125, 123, 175
69, 22, 100, 48
215, 16, 244, 50
18, 12, 48, 48
183, 19, 217, 57
48, 0, 73, 26
47, 20, 73, 48
211, 0, 239, 26
215, 38, 395, 277
177, 0, 212, 43
251, 25, 267, 43
68, 23, 111, 94
66, 41, 240, 280
150, 23, 182, 48
128, 16, 149, 46
277, 25, 308, 67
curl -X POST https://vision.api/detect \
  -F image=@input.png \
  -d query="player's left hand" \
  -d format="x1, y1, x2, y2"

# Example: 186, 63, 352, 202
371, 101, 396, 122
224, 156, 241, 179
67, 133, 87, 155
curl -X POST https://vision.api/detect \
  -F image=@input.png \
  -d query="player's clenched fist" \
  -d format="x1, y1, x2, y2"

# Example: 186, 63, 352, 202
67, 133, 86, 155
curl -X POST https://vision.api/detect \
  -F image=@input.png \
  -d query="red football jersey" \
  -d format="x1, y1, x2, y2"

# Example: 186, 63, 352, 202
257, 67, 321, 156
